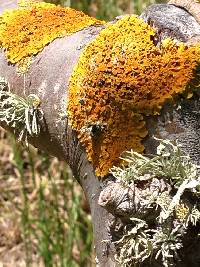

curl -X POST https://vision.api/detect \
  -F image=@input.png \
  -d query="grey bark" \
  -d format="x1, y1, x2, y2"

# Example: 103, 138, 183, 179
1, 1, 200, 266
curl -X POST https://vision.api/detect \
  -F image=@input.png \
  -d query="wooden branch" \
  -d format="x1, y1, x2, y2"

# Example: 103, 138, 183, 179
168, 0, 200, 24
140, 2, 200, 43
0, 20, 116, 266
1, 1, 200, 266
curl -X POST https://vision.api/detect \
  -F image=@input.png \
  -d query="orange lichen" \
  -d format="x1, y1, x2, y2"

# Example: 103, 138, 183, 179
68, 15, 200, 177
0, 2, 103, 66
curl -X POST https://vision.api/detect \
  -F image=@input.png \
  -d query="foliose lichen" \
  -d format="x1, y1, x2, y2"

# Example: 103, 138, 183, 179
0, 2, 103, 68
0, 77, 43, 144
111, 139, 200, 267
68, 15, 200, 177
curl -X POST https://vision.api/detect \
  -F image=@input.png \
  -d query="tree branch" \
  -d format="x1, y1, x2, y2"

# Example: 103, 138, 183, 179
1, 1, 200, 266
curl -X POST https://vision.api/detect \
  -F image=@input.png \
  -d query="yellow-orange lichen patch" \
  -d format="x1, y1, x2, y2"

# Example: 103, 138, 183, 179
68, 15, 200, 177
0, 2, 103, 65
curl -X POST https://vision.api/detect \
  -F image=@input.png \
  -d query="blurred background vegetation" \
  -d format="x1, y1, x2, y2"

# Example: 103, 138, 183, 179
0, 0, 165, 266
47, 0, 158, 20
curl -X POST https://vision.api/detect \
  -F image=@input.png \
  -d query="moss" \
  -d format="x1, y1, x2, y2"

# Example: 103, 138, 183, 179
68, 15, 200, 177
0, 2, 103, 66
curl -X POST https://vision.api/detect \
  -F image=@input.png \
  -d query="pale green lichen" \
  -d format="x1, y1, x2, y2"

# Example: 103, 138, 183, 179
111, 139, 200, 267
0, 77, 43, 143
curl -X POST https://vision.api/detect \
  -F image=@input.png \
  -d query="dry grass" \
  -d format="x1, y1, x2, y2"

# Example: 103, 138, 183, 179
0, 128, 93, 267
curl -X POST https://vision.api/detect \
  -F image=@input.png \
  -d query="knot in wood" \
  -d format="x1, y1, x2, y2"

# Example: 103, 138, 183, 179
98, 182, 135, 217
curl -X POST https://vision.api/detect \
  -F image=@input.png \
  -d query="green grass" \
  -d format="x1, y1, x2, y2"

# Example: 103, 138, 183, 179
9, 135, 93, 267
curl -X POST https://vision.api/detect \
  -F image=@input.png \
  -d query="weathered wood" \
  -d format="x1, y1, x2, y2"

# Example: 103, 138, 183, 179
168, 0, 200, 25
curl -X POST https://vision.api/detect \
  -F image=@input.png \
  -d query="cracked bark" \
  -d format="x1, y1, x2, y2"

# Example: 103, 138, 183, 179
1, 1, 200, 266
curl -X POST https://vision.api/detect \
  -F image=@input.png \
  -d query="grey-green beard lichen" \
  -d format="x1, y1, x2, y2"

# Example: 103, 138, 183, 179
111, 138, 200, 267
0, 77, 43, 144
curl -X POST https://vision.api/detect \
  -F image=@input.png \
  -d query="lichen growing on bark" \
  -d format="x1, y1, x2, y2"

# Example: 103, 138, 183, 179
0, 77, 43, 143
68, 15, 200, 177
110, 139, 200, 267
0, 2, 103, 67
